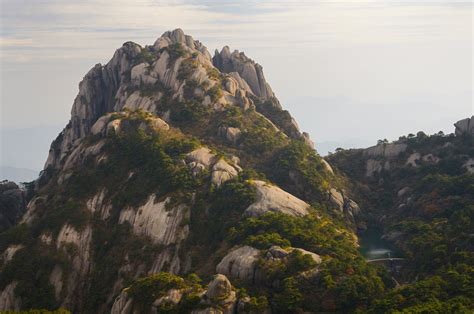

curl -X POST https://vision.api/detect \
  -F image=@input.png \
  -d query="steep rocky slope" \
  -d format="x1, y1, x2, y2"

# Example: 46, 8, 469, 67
0, 29, 377, 313
328, 126, 474, 312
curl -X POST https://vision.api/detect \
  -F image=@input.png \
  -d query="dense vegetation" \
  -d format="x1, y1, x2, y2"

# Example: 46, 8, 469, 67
329, 132, 474, 313
229, 212, 386, 312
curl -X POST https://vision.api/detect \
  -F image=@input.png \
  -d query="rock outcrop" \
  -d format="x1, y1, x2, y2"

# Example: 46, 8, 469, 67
0, 181, 27, 232
245, 180, 310, 217
118, 195, 189, 245
454, 116, 474, 136
364, 143, 407, 159
213, 46, 275, 101
216, 246, 261, 282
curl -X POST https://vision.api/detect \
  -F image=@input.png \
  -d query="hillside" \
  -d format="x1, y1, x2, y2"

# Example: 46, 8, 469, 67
328, 121, 474, 312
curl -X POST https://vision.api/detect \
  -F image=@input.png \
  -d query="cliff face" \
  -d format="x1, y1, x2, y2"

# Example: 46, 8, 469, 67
0, 29, 373, 313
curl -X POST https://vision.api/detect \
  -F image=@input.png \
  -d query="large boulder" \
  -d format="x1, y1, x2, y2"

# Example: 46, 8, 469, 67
454, 116, 474, 136
216, 246, 261, 282
211, 159, 239, 187
245, 181, 310, 217
206, 274, 233, 300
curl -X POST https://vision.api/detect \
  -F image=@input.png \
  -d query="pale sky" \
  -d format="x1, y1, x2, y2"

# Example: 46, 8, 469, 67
1, 0, 473, 171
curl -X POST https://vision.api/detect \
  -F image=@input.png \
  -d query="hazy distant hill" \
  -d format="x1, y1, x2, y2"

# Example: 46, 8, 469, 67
0, 166, 38, 183
1, 125, 62, 171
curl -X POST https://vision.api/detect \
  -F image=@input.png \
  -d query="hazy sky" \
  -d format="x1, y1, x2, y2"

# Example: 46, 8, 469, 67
1, 0, 473, 170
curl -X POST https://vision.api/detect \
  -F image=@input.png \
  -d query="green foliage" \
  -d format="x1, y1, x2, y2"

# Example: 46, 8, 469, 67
0, 223, 31, 252
33, 200, 89, 236
273, 277, 304, 311
269, 140, 330, 202
0, 245, 69, 310
170, 100, 212, 126
241, 119, 286, 156
205, 66, 221, 81
206, 85, 222, 102
244, 232, 290, 249
189, 177, 257, 250
230, 212, 356, 257
135, 48, 155, 64
229, 212, 385, 312
128, 272, 186, 306
177, 58, 198, 81
329, 132, 474, 313
164, 137, 200, 158
126, 272, 205, 312
167, 43, 186, 61
242, 295, 269, 313
255, 99, 300, 138
137, 81, 166, 97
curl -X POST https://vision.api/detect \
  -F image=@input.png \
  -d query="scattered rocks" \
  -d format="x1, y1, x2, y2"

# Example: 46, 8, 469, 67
186, 147, 215, 169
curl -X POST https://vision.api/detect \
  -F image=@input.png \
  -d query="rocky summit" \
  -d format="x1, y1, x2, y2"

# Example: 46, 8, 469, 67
0, 29, 473, 313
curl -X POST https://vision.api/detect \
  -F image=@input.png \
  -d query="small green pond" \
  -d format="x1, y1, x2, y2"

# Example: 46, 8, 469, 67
359, 227, 399, 260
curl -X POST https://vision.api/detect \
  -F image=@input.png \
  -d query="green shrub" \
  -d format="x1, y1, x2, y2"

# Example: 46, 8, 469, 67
128, 272, 186, 306
167, 43, 186, 61
178, 58, 198, 81
207, 85, 222, 102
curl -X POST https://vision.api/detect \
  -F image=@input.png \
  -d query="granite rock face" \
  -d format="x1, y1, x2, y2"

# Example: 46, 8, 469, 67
0, 181, 27, 232
213, 46, 275, 101
454, 116, 474, 136
364, 143, 407, 159
216, 246, 261, 282
245, 180, 310, 217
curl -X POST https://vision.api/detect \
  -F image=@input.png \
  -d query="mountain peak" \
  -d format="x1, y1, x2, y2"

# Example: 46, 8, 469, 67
43, 29, 303, 176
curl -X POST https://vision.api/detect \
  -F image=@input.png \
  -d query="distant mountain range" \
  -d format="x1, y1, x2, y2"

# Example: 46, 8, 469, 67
0, 166, 38, 183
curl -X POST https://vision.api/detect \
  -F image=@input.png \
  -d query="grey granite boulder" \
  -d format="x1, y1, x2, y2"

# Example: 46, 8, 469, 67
245, 181, 310, 217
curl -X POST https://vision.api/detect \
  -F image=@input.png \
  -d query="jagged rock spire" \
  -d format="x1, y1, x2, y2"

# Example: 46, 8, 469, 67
213, 46, 275, 101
